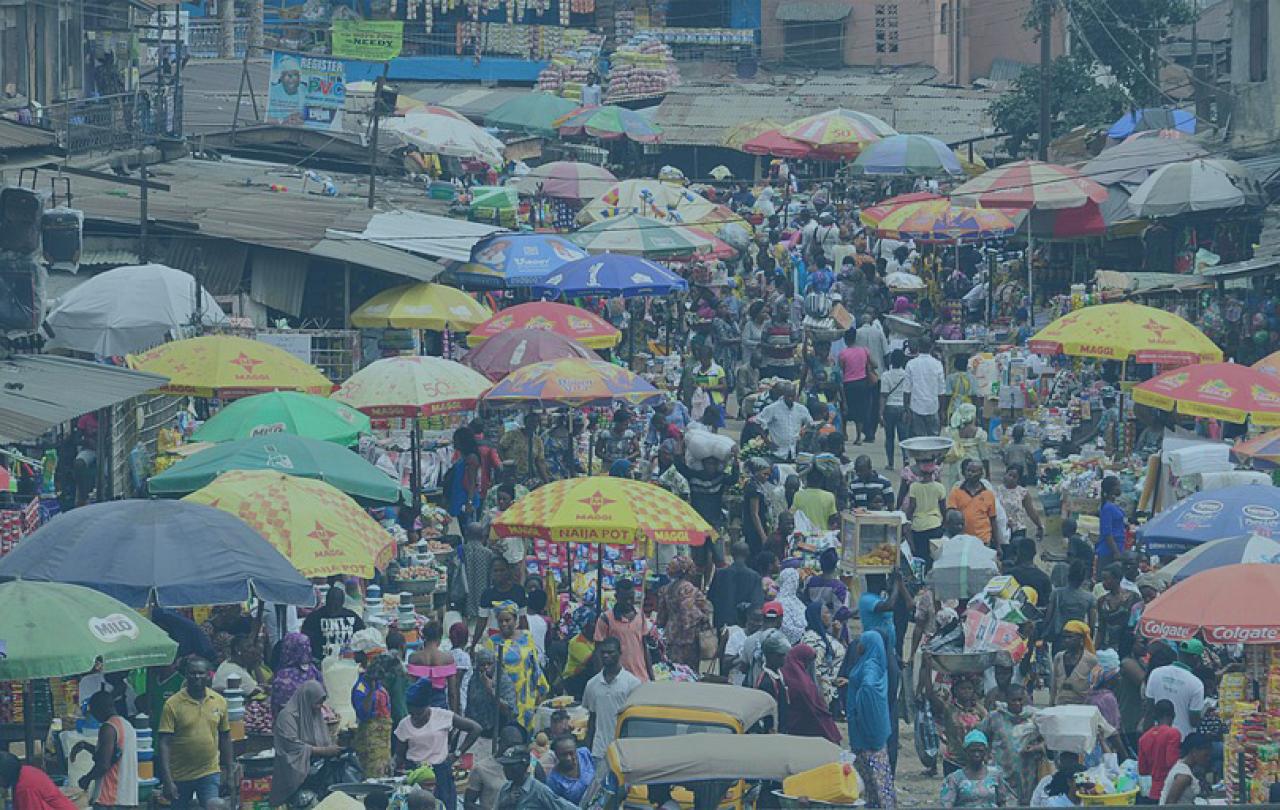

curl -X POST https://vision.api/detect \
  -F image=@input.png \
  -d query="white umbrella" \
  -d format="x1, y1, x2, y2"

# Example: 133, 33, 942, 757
1128, 158, 1265, 218
382, 112, 506, 165
46, 264, 227, 356
885, 271, 926, 291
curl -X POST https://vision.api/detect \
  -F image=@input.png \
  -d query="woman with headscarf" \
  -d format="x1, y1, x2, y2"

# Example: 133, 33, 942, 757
351, 653, 397, 777
482, 601, 547, 732
269, 682, 342, 806
801, 601, 846, 705
873, 626, 903, 775
656, 556, 714, 669
464, 646, 517, 741
938, 730, 1012, 807
943, 402, 988, 489
757, 630, 792, 732
782, 644, 842, 744
271, 632, 322, 720
776, 567, 807, 644
1085, 649, 1128, 756
843, 630, 896, 808
1051, 620, 1099, 706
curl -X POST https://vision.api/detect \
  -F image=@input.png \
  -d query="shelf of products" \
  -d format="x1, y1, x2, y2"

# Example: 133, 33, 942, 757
606, 35, 680, 101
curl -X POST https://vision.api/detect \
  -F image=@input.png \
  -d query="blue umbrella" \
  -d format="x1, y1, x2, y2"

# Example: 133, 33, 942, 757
532, 253, 689, 299
0, 500, 316, 607
1139, 485, 1280, 555
1157, 534, 1280, 585
1107, 108, 1197, 139
454, 234, 589, 289
849, 134, 964, 177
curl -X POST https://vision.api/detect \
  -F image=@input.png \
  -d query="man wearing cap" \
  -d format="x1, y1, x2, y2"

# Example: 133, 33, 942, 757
736, 602, 786, 691
1143, 641, 1205, 738
494, 744, 576, 809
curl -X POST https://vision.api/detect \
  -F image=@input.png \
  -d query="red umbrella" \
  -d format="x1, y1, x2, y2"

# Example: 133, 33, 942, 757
1139, 564, 1280, 644
859, 192, 944, 228
461, 328, 597, 381
951, 159, 1108, 211
741, 129, 816, 159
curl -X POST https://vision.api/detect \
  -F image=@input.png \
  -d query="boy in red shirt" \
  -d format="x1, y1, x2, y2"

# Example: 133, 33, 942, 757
0, 753, 77, 810
1138, 699, 1182, 802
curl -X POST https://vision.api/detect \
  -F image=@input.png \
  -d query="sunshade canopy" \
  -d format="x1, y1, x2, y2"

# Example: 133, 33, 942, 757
777, 108, 896, 155
484, 93, 580, 136
331, 356, 492, 418
532, 253, 689, 299
482, 359, 661, 408
569, 214, 714, 258
1139, 563, 1280, 644
578, 179, 728, 227
1138, 485, 1280, 555
608, 734, 841, 786
512, 161, 617, 200
951, 159, 1108, 211
1132, 361, 1280, 425
191, 391, 370, 445
1028, 302, 1222, 365
350, 283, 492, 330
127, 335, 333, 398
851, 134, 964, 177
466, 302, 620, 349
1127, 158, 1265, 218
461, 328, 597, 381
1232, 426, 1280, 469
556, 105, 662, 143
622, 682, 777, 730
1081, 136, 1208, 187
462, 233, 590, 288
1108, 107, 1196, 139
1154, 534, 1280, 587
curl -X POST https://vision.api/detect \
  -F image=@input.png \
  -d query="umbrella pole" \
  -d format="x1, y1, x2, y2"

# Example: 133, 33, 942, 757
596, 545, 605, 608
410, 418, 422, 523
23, 681, 34, 762
1027, 232, 1035, 330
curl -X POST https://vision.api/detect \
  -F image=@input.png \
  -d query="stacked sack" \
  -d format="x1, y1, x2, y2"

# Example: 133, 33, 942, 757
606, 36, 680, 100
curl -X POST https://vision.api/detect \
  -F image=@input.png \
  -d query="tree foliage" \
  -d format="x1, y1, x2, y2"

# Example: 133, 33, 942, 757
990, 54, 1129, 156
1064, 0, 1195, 105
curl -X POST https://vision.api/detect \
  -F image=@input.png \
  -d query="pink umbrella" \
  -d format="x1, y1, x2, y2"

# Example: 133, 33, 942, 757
461, 327, 598, 381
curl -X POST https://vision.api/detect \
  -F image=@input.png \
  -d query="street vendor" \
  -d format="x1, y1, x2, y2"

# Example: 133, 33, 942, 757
0, 753, 77, 810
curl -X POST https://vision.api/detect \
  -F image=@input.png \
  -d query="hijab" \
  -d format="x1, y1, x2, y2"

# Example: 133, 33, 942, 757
845, 631, 891, 751
804, 601, 834, 658
858, 591, 895, 651
271, 632, 322, 718
781, 644, 841, 744
269, 681, 332, 805
777, 568, 806, 643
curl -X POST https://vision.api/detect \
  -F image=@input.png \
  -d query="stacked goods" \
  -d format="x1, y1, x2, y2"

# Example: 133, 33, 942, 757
1225, 644, 1280, 802
637, 27, 754, 46
606, 36, 680, 100
534, 33, 604, 99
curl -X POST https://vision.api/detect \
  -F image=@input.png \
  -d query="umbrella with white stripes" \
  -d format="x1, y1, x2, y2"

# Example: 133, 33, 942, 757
1128, 158, 1265, 218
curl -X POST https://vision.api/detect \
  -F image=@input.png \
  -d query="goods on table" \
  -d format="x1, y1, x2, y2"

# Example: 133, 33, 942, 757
1225, 644, 1280, 802
606, 36, 680, 101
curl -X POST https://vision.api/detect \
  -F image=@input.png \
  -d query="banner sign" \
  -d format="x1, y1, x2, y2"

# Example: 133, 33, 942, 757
331, 20, 404, 60
266, 52, 346, 131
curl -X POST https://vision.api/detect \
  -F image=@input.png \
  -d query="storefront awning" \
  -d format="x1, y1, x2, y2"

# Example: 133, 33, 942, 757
0, 355, 169, 443
775, 0, 853, 22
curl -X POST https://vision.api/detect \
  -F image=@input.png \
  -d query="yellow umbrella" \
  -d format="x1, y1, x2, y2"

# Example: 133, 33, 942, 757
955, 148, 988, 176
1028, 302, 1222, 365
127, 335, 333, 398
350, 283, 492, 330
721, 119, 785, 151
184, 470, 394, 578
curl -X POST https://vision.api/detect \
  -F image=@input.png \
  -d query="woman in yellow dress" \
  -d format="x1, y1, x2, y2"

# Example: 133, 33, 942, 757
482, 601, 548, 732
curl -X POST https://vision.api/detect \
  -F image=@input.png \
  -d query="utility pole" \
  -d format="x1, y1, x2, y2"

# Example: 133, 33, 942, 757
1038, 0, 1052, 160
366, 63, 390, 209
219, 0, 235, 59
138, 149, 149, 263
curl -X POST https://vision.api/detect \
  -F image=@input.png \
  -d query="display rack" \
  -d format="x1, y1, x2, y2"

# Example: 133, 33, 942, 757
839, 510, 907, 576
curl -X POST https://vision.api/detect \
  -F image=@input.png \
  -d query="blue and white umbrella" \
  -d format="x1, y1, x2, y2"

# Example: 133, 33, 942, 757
454, 233, 589, 289
533, 253, 688, 299
1155, 533, 1280, 586
850, 134, 964, 177
1107, 108, 1197, 139
1139, 485, 1280, 554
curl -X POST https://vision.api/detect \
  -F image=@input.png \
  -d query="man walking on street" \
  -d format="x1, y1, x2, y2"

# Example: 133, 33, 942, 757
583, 638, 641, 768
157, 659, 232, 810
904, 336, 946, 438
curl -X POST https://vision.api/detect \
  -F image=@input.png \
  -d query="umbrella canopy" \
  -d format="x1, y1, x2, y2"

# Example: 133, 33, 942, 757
0, 499, 316, 607
1123, 128, 1191, 143
1138, 485, 1280, 555
490, 476, 711, 545
482, 358, 661, 407
721, 119, 786, 151
1108, 107, 1197, 139
462, 328, 597, 381
0, 581, 177, 680
191, 391, 370, 445
885, 271, 927, 291
185, 470, 395, 578
578, 179, 726, 226
871, 198, 1025, 242
466, 302, 621, 349
951, 159, 1108, 211
532, 253, 688, 299
1132, 361, 1280, 425
470, 185, 518, 213
1127, 158, 1265, 218
512, 161, 617, 200
859, 192, 944, 228
1026, 203, 1109, 239
569, 214, 714, 258
955, 149, 988, 176
45, 263, 228, 356
1139, 563, 1280, 644
148, 434, 407, 503
382, 112, 505, 165
1154, 534, 1280, 587
741, 128, 816, 159
331, 356, 491, 418
127, 335, 334, 398
851, 134, 964, 177
1028, 302, 1222, 365
350, 283, 492, 330
777, 108, 897, 155
1232, 427, 1280, 469
457, 233, 590, 289
1256, 350, 1280, 377
1081, 136, 1208, 187
484, 93, 580, 136
556, 105, 662, 143
678, 227, 739, 261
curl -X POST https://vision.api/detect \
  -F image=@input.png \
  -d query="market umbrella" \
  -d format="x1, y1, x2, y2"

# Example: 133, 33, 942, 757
555, 105, 663, 143
491, 476, 711, 546
1255, 350, 1280, 377
1232, 427, 1280, 469
885, 271, 927, 291
777, 108, 897, 156
951, 159, 1108, 211
859, 191, 944, 228
470, 185, 519, 218
1123, 128, 1191, 143
127, 335, 334, 398
1138, 485, 1280, 555
1138, 563, 1280, 644
532, 253, 689, 299
461, 328, 597, 381
578, 179, 730, 227
452, 233, 590, 289
485, 93, 581, 136
850, 134, 964, 177
1153, 534, 1280, 587
741, 128, 817, 159
0, 581, 177, 681
955, 149, 988, 176
1081, 136, 1208, 187
1107, 107, 1197, 139
185, 470, 395, 578
381, 112, 505, 165
721, 119, 786, 151
513, 161, 618, 200
1127, 158, 1265, 218
148, 434, 407, 503
870, 198, 1025, 242
350, 282, 492, 330
1132, 361, 1280, 426
331, 356, 491, 418
191, 391, 370, 445
1028, 302, 1222, 365
0, 499, 315, 607
482, 358, 662, 408
569, 214, 714, 258
45, 263, 228, 356
466, 302, 620, 352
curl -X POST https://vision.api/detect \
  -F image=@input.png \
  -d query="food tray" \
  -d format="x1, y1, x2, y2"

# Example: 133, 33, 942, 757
927, 650, 995, 674
899, 436, 954, 458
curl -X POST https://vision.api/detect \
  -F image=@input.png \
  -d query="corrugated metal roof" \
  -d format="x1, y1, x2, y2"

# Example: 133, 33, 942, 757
80, 248, 142, 267
330, 210, 507, 263
987, 58, 1030, 83
249, 248, 307, 316
165, 238, 248, 295
1168, 0, 1230, 42
775, 0, 853, 22
308, 239, 445, 282
0, 355, 169, 443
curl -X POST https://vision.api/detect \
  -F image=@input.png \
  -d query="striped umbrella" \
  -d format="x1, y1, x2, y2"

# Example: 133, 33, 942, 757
482, 358, 661, 408
485, 93, 580, 136
1128, 158, 1265, 218
851, 134, 964, 177
777, 108, 897, 156
512, 161, 617, 200
872, 199, 1024, 242
1132, 361, 1280, 426
951, 159, 1108, 211
1155, 534, 1280, 586
741, 128, 816, 159
556, 106, 663, 144
569, 213, 713, 258
579, 179, 722, 226
859, 192, 944, 229
722, 119, 786, 151
1232, 427, 1280, 469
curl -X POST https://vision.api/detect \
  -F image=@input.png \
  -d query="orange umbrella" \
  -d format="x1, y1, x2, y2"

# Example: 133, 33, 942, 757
1255, 350, 1280, 377
466, 302, 621, 350
1133, 362, 1280, 425
1139, 564, 1280, 644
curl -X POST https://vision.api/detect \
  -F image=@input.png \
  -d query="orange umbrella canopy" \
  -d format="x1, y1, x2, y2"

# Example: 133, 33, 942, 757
466, 302, 621, 349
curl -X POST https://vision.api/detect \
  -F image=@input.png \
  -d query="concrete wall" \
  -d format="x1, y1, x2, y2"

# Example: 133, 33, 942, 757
1230, 0, 1279, 145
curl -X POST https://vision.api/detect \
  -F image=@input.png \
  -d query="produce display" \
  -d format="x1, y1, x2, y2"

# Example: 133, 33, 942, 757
606, 36, 680, 101
856, 543, 899, 567
456, 23, 600, 60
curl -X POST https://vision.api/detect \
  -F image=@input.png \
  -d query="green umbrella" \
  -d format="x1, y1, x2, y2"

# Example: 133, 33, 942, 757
148, 433, 408, 503
0, 580, 177, 680
485, 93, 581, 136
568, 214, 714, 258
192, 391, 371, 444
470, 185, 519, 213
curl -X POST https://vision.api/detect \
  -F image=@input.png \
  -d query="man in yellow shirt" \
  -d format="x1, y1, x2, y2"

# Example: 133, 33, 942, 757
792, 467, 839, 530
157, 659, 232, 810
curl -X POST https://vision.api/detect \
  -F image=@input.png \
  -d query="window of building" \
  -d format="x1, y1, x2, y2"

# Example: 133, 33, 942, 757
1250, 0, 1268, 82
875, 3, 899, 53
940, 3, 948, 33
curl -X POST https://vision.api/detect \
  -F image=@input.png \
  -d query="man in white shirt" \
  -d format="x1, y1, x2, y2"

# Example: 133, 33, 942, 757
1143, 641, 1206, 737
855, 310, 890, 441
757, 384, 813, 461
581, 73, 602, 106
903, 336, 946, 439
583, 638, 641, 764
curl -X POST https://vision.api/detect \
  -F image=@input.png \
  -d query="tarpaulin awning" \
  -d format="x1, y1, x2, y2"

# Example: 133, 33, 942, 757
776, 0, 853, 21
0, 355, 169, 443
